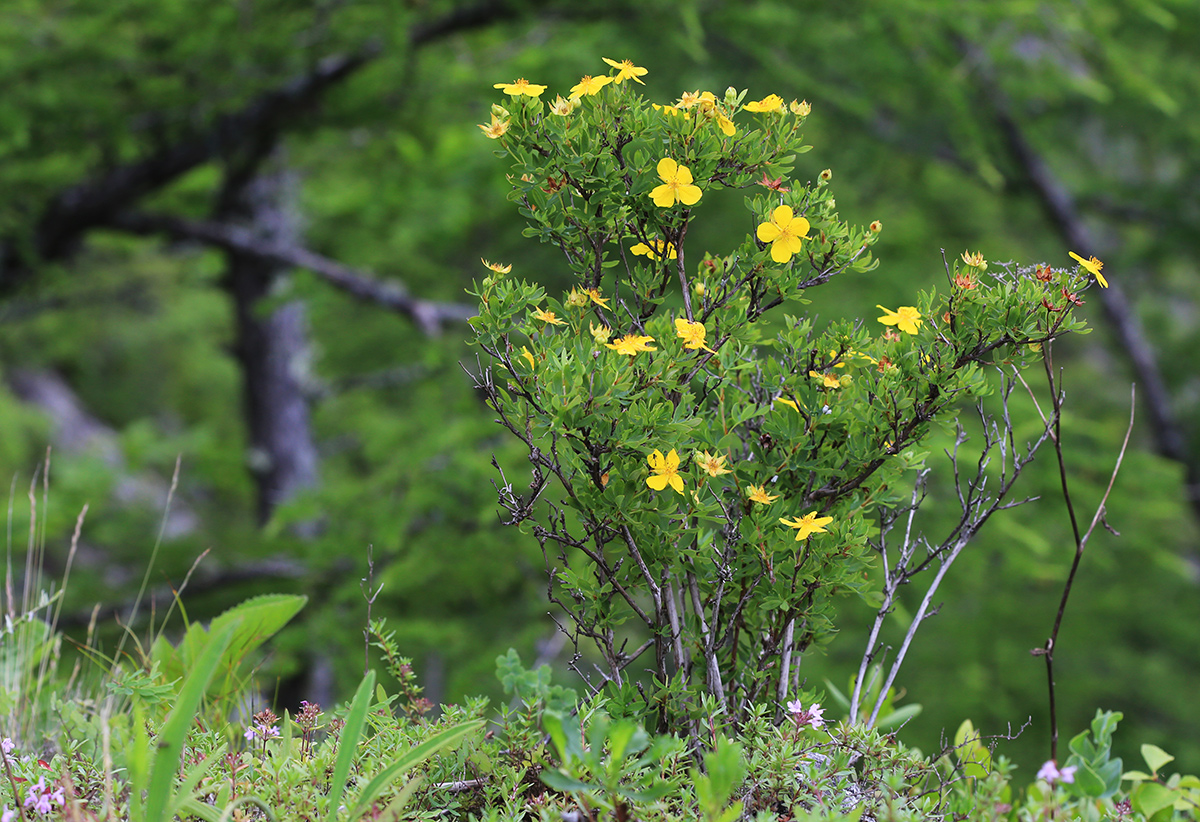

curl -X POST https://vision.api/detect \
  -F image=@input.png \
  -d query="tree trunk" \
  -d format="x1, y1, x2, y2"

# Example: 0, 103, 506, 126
218, 156, 320, 531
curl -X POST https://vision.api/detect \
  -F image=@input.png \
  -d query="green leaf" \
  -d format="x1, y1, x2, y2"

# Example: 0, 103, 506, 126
347, 720, 484, 819
1142, 743, 1174, 775
324, 670, 376, 822
142, 619, 239, 822
1133, 781, 1178, 818
540, 768, 597, 793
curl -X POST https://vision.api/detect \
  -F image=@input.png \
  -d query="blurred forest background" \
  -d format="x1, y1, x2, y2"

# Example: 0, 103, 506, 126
2, 0, 1198, 775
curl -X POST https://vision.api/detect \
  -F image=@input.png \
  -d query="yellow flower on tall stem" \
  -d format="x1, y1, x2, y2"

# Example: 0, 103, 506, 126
876, 305, 922, 335
756, 206, 810, 264
650, 158, 702, 208
1069, 251, 1108, 288
779, 511, 834, 541
647, 449, 684, 494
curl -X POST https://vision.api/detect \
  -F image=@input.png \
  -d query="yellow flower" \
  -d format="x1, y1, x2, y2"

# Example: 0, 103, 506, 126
565, 288, 590, 308
790, 99, 811, 116
961, 250, 987, 269
677, 91, 704, 109
584, 288, 610, 308
774, 397, 800, 412
481, 259, 511, 273
1069, 251, 1107, 288
602, 57, 648, 85
695, 450, 732, 477
493, 78, 547, 97
756, 205, 810, 264
747, 484, 780, 505
570, 74, 612, 99
630, 239, 677, 260
478, 114, 509, 139
744, 94, 784, 113
605, 334, 657, 355
652, 102, 682, 117
779, 511, 834, 541
809, 371, 843, 389
675, 318, 716, 353
650, 157, 702, 208
531, 307, 565, 326
647, 448, 685, 495
876, 305, 923, 335
520, 347, 536, 370
696, 91, 736, 136
589, 322, 612, 344
548, 94, 578, 116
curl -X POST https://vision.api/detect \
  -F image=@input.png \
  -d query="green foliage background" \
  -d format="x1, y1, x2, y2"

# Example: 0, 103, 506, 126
2, 0, 1197, 775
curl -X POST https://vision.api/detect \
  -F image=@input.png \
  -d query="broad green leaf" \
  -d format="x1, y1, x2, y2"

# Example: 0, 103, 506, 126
1141, 743, 1174, 775
1133, 781, 1178, 818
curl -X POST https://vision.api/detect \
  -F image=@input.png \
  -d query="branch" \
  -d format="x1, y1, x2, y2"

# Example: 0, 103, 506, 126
106, 211, 476, 334
2, 0, 558, 289
972, 50, 1200, 520
1, 51, 377, 290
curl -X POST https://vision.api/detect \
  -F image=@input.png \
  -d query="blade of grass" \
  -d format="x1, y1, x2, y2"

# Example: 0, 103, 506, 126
324, 670, 376, 822
346, 719, 484, 819
142, 619, 239, 822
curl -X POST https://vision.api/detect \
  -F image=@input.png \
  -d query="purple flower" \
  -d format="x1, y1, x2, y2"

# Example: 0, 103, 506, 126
0, 738, 13, 755
245, 721, 281, 741
787, 699, 826, 730
22, 776, 63, 815
1037, 759, 1078, 784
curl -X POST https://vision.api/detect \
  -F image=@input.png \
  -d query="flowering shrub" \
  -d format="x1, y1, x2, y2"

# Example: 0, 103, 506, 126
470, 59, 1098, 736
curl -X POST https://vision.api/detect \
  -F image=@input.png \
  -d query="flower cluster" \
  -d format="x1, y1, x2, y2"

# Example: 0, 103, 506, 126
244, 708, 281, 743
787, 699, 826, 730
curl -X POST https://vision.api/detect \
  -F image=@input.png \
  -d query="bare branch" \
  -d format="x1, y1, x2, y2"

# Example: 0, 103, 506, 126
106, 211, 476, 334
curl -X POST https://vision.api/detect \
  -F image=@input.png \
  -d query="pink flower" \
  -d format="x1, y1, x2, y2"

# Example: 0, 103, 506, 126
1037, 759, 1078, 784
787, 699, 826, 729
22, 777, 64, 815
